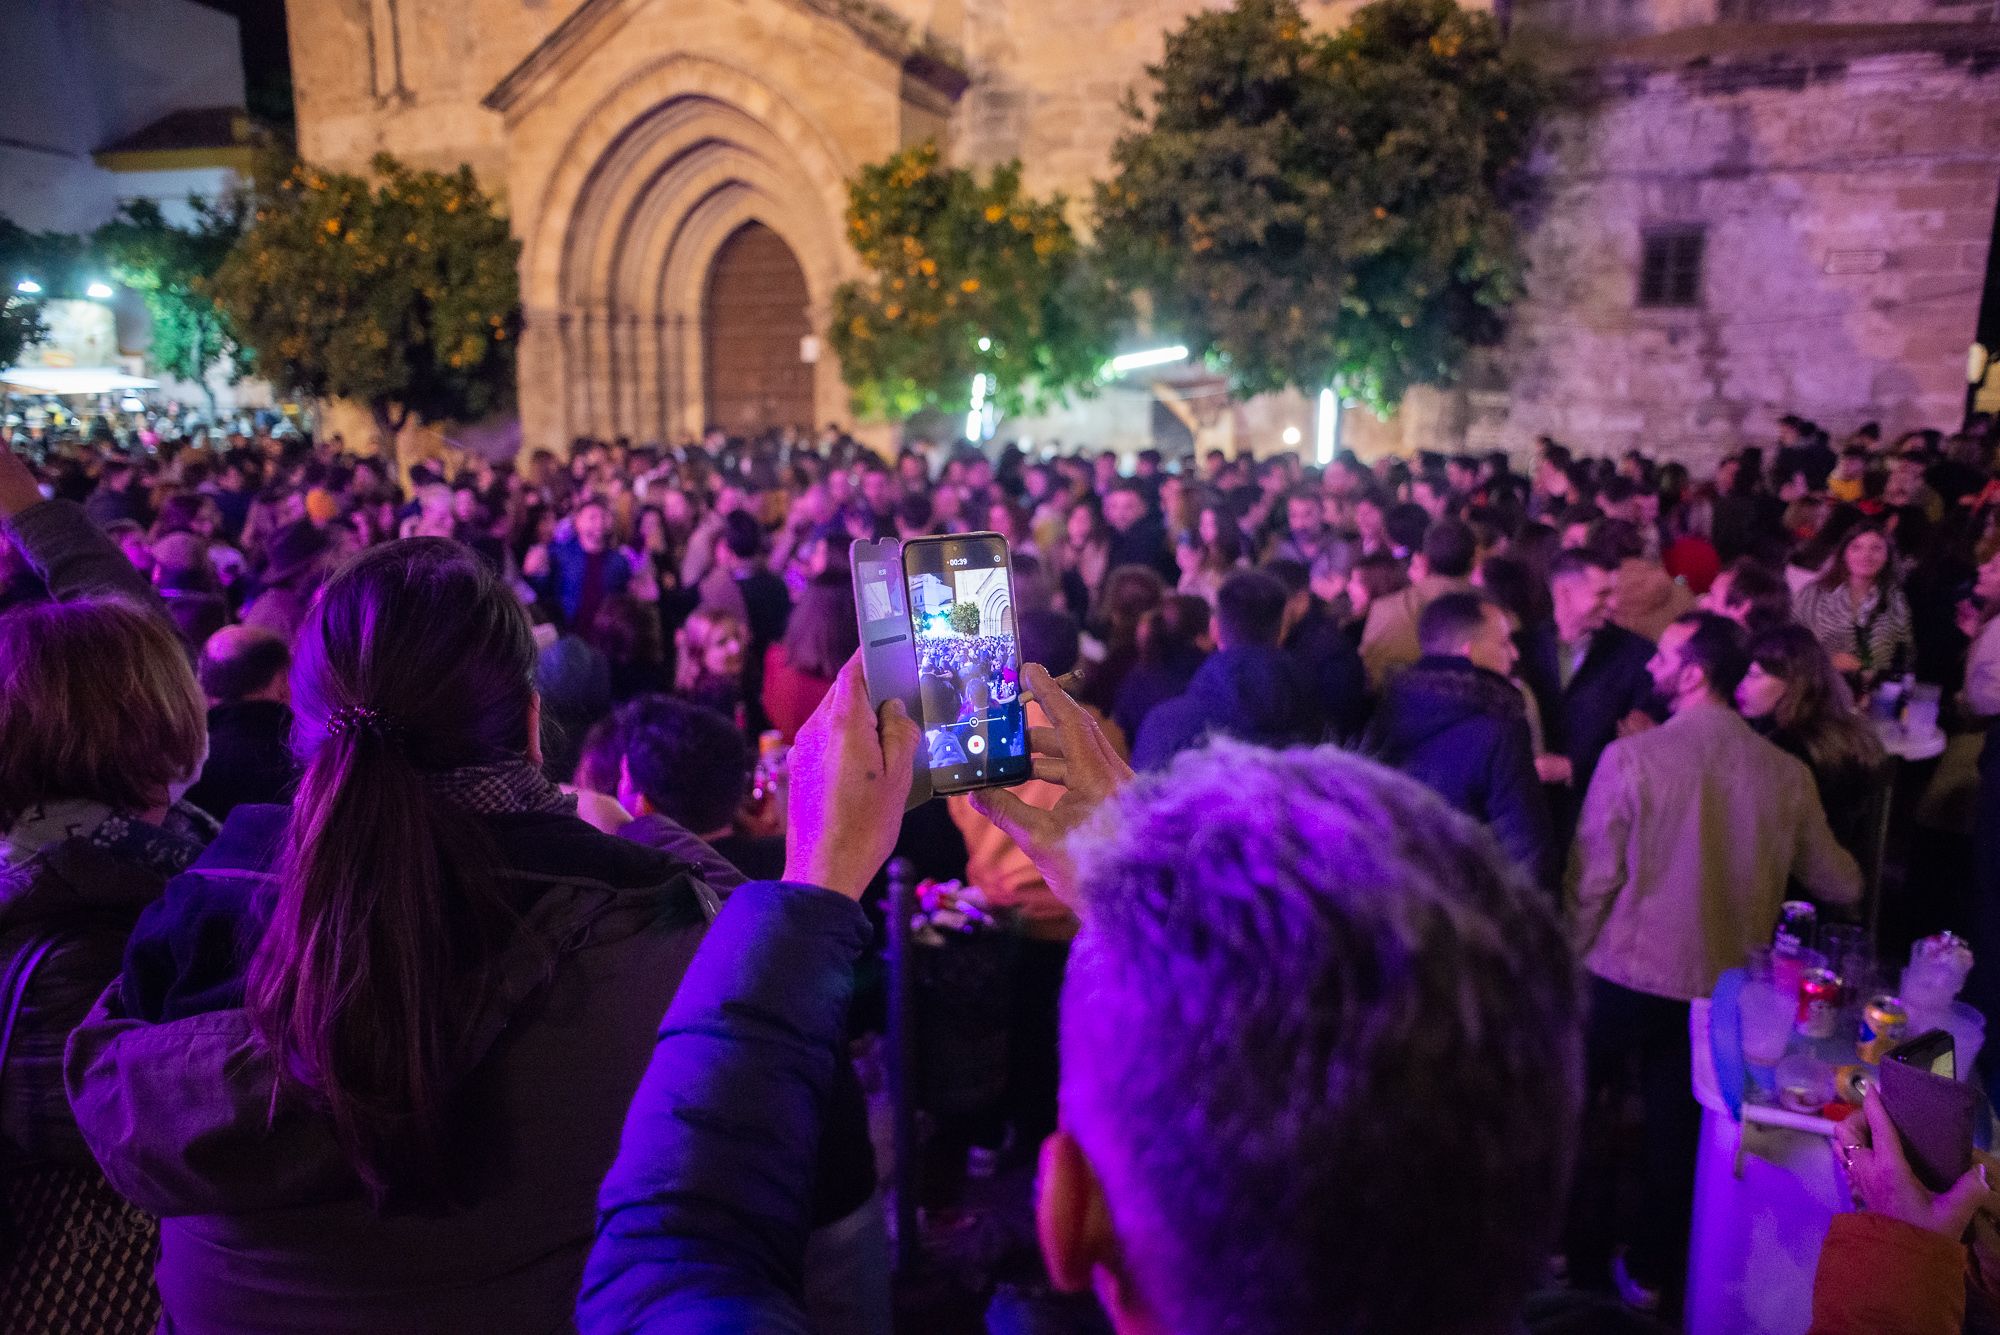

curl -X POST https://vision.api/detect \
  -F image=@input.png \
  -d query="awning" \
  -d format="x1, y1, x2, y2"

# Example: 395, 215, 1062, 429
0, 367, 162, 395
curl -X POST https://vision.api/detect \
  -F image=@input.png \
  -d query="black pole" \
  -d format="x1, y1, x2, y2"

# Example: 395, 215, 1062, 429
885, 856, 920, 1271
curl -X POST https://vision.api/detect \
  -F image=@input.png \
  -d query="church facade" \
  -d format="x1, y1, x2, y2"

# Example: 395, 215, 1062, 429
290, 0, 2000, 462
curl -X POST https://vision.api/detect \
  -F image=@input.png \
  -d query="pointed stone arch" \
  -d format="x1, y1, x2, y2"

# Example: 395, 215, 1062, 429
511, 56, 858, 445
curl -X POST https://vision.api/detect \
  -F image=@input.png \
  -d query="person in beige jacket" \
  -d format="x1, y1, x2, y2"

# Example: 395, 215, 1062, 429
1359, 518, 1477, 691
1565, 610, 1861, 1308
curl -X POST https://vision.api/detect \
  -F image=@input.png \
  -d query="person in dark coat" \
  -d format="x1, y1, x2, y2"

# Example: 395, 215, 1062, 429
186, 626, 299, 821
1132, 569, 1323, 769
1265, 557, 1369, 742
1363, 592, 1557, 893
1111, 594, 1210, 743
65, 541, 721, 1334
0, 453, 215, 1328
1533, 550, 1660, 843
1103, 480, 1177, 583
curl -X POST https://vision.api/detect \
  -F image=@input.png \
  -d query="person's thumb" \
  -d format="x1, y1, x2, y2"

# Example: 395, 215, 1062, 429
969, 786, 1038, 846
1936, 1163, 1998, 1238
879, 700, 921, 782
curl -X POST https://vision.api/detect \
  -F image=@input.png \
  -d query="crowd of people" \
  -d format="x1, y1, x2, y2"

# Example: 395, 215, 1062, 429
3, 407, 2000, 1333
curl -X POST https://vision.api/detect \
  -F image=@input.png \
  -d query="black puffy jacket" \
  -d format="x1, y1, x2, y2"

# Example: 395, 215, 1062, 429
1363, 655, 1557, 894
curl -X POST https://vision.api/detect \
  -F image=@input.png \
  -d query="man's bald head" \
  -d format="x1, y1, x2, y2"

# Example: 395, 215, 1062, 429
200, 625, 291, 706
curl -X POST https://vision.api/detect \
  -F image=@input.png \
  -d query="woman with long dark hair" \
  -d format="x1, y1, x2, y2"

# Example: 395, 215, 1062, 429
1737, 622, 1885, 857
67, 539, 721, 1331
1793, 521, 1913, 689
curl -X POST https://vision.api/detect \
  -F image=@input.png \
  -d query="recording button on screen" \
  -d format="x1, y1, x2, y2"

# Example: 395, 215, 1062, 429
966, 734, 986, 756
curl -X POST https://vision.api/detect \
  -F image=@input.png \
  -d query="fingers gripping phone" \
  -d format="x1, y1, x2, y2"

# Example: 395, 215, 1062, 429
898, 532, 1033, 796
851, 538, 930, 809
1879, 1029, 1976, 1194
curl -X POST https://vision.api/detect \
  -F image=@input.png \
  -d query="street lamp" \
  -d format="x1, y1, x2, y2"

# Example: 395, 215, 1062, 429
86, 281, 115, 300
14, 279, 41, 294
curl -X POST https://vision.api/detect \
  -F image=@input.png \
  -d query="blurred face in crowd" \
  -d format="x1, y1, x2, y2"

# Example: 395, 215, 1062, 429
452, 488, 480, 524
1198, 507, 1223, 548
1287, 495, 1322, 537
1976, 547, 2000, 604
1560, 520, 1594, 551
861, 470, 894, 512
118, 530, 152, 571
1354, 497, 1386, 543
704, 621, 746, 679
1887, 458, 1925, 505
574, 501, 612, 553
1647, 621, 1701, 703
1464, 604, 1519, 677
1736, 660, 1786, 719
1534, 457, 1569, 496
1552, 565, 1613, 640
1066, 503, 1097, 549
1094, 454, 1119, 489
1843, 530, 1890, 586
1104, 489, 1145, 534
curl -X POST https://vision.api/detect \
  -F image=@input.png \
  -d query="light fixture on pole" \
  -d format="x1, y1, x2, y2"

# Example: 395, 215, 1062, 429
86, 281, 114, 300
1315, 388, 1341, 465
1107, 345, 1188, 374
14, 279, 41, 295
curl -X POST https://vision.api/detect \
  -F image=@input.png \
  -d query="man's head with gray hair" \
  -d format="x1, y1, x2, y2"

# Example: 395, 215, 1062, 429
1036, 741, 1583, 1335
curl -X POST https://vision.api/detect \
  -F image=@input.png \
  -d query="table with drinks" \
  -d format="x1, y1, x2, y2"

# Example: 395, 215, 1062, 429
1686, 917, 1981, 1335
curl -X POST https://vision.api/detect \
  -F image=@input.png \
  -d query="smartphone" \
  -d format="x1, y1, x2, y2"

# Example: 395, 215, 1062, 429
849, 538, 930, 809
900, 532, 1032, 795
1879, 1029, 1975, 1194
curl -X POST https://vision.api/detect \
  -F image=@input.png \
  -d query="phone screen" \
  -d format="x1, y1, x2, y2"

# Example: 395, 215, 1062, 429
903, 533, 1031, 794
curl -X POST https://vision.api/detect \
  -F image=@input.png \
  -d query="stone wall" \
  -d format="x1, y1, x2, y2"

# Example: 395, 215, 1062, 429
1473, 33, 2000, 470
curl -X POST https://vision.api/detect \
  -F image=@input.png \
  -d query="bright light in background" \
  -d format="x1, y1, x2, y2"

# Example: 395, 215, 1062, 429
1315, 388, 1342, 465
1281, 426, 1302, 447
14, 279, 40, 294
120, 396, 144, 412
86, 281, 114, 300
1108, 345, 1188, 374
977, 336, 992, 352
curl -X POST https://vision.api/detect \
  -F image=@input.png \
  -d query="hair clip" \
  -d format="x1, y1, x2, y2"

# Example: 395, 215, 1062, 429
326, 704, 402, 739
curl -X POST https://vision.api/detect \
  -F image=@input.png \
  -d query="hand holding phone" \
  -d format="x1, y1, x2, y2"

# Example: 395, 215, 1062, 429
968, 662, 1135, 909
782, 654, 923, 900
1836, 1081, 1997, 1240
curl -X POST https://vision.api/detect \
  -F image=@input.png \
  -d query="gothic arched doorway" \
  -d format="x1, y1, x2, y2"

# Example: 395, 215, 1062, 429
702, 222, 815, 434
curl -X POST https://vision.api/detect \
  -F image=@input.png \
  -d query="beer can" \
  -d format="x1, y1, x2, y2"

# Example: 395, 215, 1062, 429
1856, 995, 1909, 1064
1833, 1064, 1872, 1105
1775, 901, 1817, 954
1796, 967, 1843, 1039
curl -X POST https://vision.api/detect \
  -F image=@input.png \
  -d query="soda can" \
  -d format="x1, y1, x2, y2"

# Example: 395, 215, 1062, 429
1796, 967, 1843, 1039
1834, 1064, 1872, 1105
1856, 995, 1909, 1064
1775, 901, 1817, 954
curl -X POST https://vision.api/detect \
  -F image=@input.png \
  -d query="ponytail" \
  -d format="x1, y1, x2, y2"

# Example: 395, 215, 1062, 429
247, 539, 535, 1208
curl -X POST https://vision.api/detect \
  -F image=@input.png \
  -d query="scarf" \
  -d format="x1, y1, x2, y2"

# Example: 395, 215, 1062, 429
422, 760, 577, 818
0, 797, 215, 907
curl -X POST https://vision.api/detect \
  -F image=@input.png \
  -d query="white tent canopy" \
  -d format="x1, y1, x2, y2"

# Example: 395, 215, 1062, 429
0, 367, 161, 395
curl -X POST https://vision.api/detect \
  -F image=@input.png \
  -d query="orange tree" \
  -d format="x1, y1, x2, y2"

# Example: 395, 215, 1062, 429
211, 154, 519, 470
828, 143, 1121, 424
1094, 0, 1551, 413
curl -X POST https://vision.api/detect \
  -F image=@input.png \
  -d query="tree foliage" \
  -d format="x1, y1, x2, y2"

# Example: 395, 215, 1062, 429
211, 153, 520, 465
829, 143, 1122, 423
94, 199, 251, 415
1094, 0, 1551, 413
949, 601, 983, 636
0, 218, 85, 369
